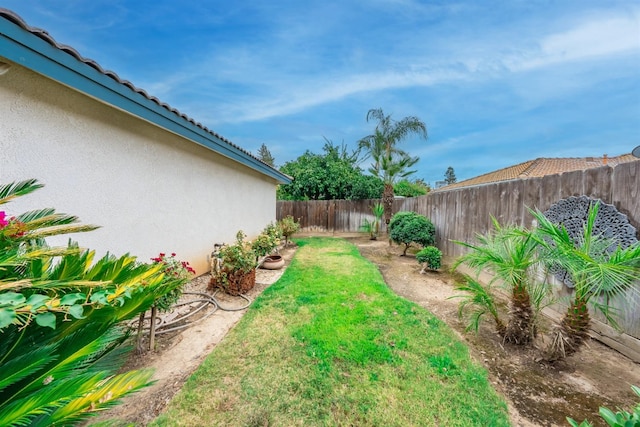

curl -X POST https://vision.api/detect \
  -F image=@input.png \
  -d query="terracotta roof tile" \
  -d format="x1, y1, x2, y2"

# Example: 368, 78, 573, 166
435, 154, 638, 192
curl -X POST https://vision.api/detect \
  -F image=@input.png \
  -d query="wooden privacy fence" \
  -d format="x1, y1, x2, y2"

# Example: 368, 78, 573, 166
276, 160, 640, 358
277, 161, 639, 257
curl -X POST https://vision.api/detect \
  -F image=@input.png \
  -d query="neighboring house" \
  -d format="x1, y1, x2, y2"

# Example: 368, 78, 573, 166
434, 154, 637, 192
0, 9, 292, 274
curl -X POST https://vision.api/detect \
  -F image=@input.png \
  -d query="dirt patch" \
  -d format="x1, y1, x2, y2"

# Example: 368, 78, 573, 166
98, 235, 639, 427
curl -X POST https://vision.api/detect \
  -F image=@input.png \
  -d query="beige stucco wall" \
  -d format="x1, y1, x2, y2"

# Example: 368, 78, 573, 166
0, 61, 278, 274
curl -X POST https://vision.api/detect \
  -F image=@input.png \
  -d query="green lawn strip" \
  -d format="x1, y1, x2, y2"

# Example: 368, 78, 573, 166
151, 237, 510, 426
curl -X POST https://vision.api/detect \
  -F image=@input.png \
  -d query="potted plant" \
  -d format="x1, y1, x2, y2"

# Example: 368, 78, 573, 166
210, 231, 257, 295
252, 222, 281, 259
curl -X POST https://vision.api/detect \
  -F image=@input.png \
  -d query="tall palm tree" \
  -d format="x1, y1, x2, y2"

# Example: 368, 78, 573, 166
453, 218, 545, 345
358, 108, 427, 226
531, 203, 640, 360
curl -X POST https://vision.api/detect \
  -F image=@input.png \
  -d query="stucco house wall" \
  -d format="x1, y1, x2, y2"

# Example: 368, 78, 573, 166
0, 10, 290, 274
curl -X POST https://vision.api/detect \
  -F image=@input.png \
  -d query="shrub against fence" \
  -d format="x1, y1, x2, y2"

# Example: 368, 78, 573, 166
276, 160, 640, 353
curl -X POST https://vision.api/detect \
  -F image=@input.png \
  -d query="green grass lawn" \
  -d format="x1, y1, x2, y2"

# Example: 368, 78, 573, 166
151, 237, 510, 426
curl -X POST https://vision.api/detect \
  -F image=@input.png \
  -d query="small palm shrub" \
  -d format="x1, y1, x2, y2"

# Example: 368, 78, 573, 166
0, 179, 180, 426
532, 203, 640, 360
388, 211, 435, 256
452, 218, 546, 345
567, 385, 640, 426
451, 275, 506, 336
416, 246, 442, 272
360, 202, 384, 240
278, 215, 300, 247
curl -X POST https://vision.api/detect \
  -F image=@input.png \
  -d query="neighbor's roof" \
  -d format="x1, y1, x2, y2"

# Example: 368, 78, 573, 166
434, 154, 638, 192
0, 8, 291, 184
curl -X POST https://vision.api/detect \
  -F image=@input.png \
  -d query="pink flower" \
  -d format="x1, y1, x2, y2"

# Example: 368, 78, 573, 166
0, 211, 8, 228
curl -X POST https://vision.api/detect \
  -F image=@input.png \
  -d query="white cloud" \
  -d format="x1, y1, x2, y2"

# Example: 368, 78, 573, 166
134, 4, 640, 127
508, 12, 640, 71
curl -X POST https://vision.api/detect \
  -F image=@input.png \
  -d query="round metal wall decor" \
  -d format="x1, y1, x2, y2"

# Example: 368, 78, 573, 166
542, 195, 638, 288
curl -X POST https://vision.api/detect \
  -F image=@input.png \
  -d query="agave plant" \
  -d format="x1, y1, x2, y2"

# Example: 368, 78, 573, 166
453, 217, 547, 345
0, 179, 182, 426
532, 203, 640, 360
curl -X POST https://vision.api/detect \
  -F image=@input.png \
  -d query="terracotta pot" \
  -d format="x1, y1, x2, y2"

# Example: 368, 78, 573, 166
261, 255, 284, 270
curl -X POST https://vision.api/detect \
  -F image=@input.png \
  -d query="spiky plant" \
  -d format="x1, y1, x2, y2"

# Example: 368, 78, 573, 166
532, 203, 640, 361
453, 218, 544, 345
0, 179, 181, 425
451, 275, 506, 336
360, 203, 385, 240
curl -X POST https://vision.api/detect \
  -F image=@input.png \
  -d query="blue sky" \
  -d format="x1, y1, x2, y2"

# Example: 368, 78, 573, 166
3, 1, 639, 184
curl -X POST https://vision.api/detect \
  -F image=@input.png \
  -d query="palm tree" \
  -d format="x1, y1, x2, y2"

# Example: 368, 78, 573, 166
453, 218, 545, 345
452, 275, 506, 337
531, 203, 640, 360
358, 108, 427, 227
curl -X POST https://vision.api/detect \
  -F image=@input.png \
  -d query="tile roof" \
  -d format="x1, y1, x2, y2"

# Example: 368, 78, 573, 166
0, 8, 291, 183
434, 154, 638, 192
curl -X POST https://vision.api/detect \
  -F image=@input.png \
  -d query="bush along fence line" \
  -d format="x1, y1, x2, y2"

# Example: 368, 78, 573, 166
276, 160, 640, 360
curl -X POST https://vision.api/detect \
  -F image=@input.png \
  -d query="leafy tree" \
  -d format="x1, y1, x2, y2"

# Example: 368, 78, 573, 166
257, 143, 275, 167
278, 140, 380, 200
445, 166, 457, 184
358, 108, 427, 226
0, 179, 181, 426
394, 179, 429, 197
532, 203, 640, 361
388, 211, 435, 256
350, 174, 385, 200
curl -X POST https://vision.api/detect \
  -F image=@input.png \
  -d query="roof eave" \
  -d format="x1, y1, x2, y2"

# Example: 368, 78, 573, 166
0, 12, 291, 185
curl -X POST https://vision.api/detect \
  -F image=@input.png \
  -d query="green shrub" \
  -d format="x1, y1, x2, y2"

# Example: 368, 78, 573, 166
0, 179, 179, 426
388, 211, 435, 255
416, 246, 442, 272
251, 222, 282, 258
394, 179, 429, 197
278, 215, 300, 247
214, 231, 256, 277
